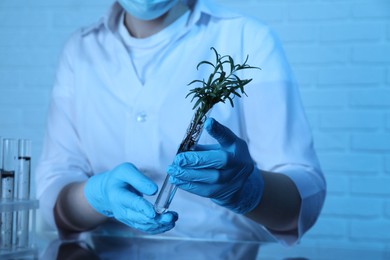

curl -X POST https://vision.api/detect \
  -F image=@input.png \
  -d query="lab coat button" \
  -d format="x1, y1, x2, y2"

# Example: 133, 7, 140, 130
136, 112, 147, 122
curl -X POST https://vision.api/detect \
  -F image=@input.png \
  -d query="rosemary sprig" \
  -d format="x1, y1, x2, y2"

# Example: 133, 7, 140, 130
178, 47, 260, 152
186, 47, 260, 114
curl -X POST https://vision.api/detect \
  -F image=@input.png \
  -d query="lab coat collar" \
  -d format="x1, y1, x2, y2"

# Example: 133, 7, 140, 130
80, 0, 239, 37
79, 2, 122, 36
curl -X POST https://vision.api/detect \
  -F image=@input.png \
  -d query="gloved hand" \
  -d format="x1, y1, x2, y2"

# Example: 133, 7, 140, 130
167, 117, 264, 214
84, 163, 178, 234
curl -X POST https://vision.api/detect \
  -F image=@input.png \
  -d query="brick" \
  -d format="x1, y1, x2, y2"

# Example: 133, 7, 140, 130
52, 10, 112, 29
285, 45, 349, 65
386, 201, 390, 218
0, 10, 50, 29
387, 67, 390, 84
273, 24, 319, 43
305, 217, 347, 238
0, 32, 26, 47
22, 108, 49, 128
353, 45, 390, 63
292, 68, 317, 88
0, 0, 21, 7
24, 0, 110, 8
387, 114, 390, 129
0, 31, 70, 49
288, 3, 350, 21
0, 89, 49, 107
318, 154, 380, 174
312, 132, 349, 152
351, 177, 390, 196
0, 49, 60, 68
388, 24, 390, 40
0, 109, 23, 128
386, 155, 390, 174
352, 1, 390, 19
322, 196, 382, 218
224, 3, 286, 22
320, 23, 383, 42
318, 67, 383, 86
300, 90, 348, 109
352, 133, 390, 152
0, 0, 109, 18
320, 111, 381, 130
0, 129, 24, 141
350, 220, 390, 240
323, 175, 348, 195
304, 112, 320, 129
0, 69, 22, 89
20, 68, 56, 89
350, 90, 390, 108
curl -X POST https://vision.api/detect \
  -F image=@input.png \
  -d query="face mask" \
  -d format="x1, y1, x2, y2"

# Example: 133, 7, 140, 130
118, 0, 179, 21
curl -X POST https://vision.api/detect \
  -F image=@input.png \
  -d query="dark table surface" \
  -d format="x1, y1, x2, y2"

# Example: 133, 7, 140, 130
2, 232, 390, 260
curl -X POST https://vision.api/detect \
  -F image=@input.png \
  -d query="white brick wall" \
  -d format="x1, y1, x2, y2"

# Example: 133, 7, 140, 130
1, 0, 389, 249
0, 0, 112, 189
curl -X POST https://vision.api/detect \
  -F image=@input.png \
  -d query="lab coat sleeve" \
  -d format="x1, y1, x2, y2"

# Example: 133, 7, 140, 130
241, 26, 326, 245
35, 31, 91, 229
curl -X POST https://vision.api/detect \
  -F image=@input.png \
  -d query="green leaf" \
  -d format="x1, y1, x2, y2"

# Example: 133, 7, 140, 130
227, 97, 234, 107
197, 60, 215, 70
187, 47, 260, 116
193, 98, 202, 109
188, 79, 206, 86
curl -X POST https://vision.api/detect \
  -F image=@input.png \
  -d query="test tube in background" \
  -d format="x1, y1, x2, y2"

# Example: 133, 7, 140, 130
1, 138, 17, 248
17, 139, 31, 200
16, 139, 32, 248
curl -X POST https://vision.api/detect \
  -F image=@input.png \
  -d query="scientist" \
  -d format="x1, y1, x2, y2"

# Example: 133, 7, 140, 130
36, 0, 326, 245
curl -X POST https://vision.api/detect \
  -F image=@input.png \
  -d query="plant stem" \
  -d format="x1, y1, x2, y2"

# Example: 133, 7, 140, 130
154, 47, 259, 214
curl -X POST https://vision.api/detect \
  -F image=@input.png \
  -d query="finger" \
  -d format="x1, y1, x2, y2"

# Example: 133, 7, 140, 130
119, 208, 177, 226
124, 211, 178, 234
192, 144, 220, 151
117, 209, 155, 226
119, 215, 162, 233
204, 117, 237, 148
173, 150, 228, 169
115, 163, 158, 196
167, 165, 220, 183
157, 211, 179, 224
134, 221, 176, 235
118, 190, 156, 218
172, 178, 224, 198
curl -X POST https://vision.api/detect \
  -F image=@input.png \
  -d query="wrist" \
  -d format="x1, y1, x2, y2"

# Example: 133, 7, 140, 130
212, 167, 264, 214
55, 181, 107, 233
236, 167, 264, 214
84, 173, 113, 217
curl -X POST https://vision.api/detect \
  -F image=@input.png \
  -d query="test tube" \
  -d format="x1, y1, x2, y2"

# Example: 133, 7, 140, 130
1, 138, 17, 248
16, 139, 31, 200
16, 139, 32, 248
154, 114, 208, 214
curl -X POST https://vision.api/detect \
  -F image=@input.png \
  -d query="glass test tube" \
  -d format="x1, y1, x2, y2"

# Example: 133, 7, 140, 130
16, 139, 32, 248
1, 138, 17, 248
154, 113, 208, 214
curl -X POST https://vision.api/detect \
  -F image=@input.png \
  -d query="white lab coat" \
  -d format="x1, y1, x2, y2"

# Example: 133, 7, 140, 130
36, 0, 326, 245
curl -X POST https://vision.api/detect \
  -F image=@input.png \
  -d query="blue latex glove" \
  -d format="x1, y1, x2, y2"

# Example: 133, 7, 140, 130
167, 118, 264, 214
84, 163, 178, 234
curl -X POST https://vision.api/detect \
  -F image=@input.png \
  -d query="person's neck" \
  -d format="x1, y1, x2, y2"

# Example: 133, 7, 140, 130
124, 2, 189, 39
